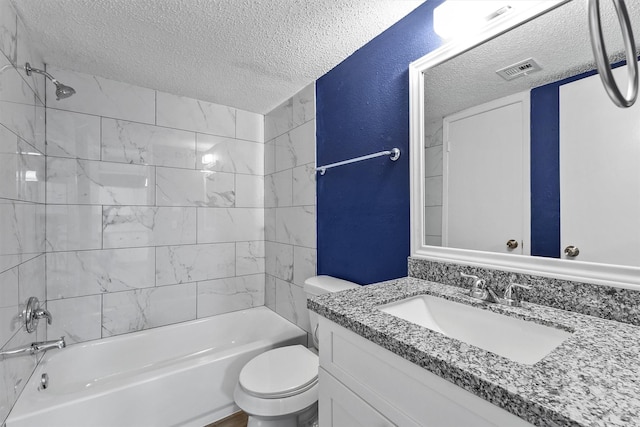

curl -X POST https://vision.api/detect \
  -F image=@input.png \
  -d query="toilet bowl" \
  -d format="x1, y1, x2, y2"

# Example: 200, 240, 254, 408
233, 345, 318, 427
233, 275, 359, 427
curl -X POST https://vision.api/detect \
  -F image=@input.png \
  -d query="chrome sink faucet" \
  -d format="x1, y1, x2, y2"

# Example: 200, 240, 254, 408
459, 273, 531, 307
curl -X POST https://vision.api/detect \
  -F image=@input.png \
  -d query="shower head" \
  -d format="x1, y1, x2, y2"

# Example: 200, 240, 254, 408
52, 81, 76, 100
24, 62, 76, 101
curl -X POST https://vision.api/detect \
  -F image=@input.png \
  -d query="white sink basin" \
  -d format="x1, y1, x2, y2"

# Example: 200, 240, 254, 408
377, 295, 572, 365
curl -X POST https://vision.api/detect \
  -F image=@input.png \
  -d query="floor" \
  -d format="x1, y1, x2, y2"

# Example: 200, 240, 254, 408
205, 411, 248, 427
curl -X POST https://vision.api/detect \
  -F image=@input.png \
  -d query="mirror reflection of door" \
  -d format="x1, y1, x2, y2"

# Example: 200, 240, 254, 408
560, 65, 640, 266
442, 93, 530, 255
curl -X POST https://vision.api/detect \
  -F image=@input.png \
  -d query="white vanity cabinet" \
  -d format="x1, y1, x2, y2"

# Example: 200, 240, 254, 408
318, 317, 534, 427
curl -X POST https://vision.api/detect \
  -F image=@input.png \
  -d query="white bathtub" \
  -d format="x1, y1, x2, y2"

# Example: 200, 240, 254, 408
6, 307, 306, 427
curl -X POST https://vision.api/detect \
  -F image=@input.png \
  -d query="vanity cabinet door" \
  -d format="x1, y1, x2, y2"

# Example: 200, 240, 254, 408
319, 368, 393, 427
318, 318, 534, 427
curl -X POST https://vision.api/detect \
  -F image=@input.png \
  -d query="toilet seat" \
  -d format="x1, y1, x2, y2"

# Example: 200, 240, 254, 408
238, 345, 318, 399
234, 276, 359, 425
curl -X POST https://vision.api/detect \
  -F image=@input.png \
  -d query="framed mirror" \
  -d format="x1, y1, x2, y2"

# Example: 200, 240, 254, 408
410, 0, 640, 289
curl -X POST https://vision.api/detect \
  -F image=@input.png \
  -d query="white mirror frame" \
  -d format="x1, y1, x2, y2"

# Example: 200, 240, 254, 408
409, 0, 640, 290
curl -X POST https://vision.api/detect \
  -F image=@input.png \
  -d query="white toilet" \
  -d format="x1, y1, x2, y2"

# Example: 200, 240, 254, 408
233, 275, 359, 427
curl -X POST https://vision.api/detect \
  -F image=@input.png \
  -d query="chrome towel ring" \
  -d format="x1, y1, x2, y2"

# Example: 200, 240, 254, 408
588, 0, 638, 108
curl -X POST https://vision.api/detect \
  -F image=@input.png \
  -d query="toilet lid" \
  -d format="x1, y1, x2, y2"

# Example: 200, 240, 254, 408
239, 345, 318, 399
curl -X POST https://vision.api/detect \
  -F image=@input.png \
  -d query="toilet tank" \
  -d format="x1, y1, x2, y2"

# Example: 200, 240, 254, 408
304, 275, 359, 348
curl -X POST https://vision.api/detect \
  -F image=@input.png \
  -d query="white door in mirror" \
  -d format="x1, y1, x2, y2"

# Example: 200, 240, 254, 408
560, 63, 640, 266
443, 92, 530, 255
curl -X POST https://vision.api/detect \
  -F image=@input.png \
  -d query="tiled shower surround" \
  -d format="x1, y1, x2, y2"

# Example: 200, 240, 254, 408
0, 0, 317, 416
264, 85, 317, 334
44, 66, 266, 342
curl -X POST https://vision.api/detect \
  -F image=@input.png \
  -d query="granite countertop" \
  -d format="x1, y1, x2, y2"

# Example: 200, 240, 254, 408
308, 277, 640, 427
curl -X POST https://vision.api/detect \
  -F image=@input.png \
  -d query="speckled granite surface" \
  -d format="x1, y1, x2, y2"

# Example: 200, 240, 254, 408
408, 258, 640, 326
308, 277, 640, 427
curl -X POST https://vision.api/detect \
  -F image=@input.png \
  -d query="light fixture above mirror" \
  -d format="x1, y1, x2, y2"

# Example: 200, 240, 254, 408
433, 1, 512, 39
432, 1, 560, 40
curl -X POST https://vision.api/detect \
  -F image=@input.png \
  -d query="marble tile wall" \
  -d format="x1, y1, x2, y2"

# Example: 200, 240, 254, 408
0, 0, 47, 423
264, 84, 317, 334
43, 66, 266, 345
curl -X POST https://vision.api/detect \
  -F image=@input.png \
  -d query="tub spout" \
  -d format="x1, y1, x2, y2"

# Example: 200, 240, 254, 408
32, 337, 66, 353
1, 337, 66, 360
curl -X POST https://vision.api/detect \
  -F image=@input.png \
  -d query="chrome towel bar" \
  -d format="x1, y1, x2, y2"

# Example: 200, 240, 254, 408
316, 148, 400, 175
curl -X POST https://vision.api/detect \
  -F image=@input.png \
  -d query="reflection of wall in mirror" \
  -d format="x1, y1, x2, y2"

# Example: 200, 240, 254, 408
424, 120, 443, 246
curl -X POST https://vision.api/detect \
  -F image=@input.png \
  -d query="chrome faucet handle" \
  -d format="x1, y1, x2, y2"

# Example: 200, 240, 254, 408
34, 307, 52, 325
459, 272, 485, 287
22, 297, 52, 333
504, 283, 531, 299
459, 272, 479, 281
459, 272, 488, 300
501, 283, 532, 306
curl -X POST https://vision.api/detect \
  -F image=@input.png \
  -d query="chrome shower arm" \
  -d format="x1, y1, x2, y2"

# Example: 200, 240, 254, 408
24, 62, 58, 83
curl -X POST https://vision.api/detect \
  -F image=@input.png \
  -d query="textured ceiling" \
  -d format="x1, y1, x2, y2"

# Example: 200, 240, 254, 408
11, 0, 424, 114
424, 0, 640, 122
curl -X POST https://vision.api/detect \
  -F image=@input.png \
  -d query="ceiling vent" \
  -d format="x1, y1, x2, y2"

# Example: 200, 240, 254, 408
496, 58, 542, 81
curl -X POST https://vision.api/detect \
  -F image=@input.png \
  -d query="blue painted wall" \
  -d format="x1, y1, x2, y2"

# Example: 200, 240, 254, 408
316, 1, 444, 284
530, 84, 561, 258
